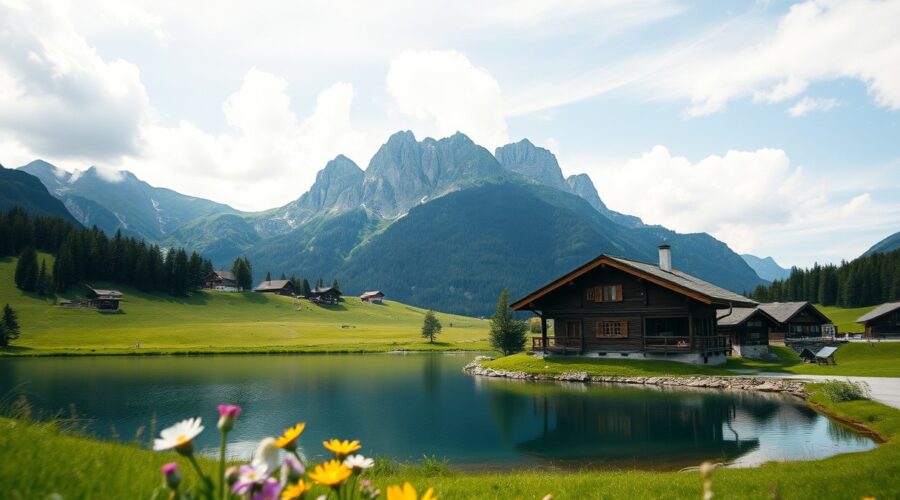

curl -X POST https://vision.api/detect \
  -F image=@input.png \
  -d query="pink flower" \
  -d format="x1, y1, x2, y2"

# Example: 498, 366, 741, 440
252, 478, 282, 500
160, 462, 181, 490
217, 404, 242, 433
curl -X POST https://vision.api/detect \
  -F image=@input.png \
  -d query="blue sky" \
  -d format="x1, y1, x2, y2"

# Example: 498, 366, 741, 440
0, 0, 898, 268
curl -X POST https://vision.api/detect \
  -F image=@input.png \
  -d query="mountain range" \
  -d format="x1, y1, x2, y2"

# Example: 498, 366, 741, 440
739, 254, 791, 282
863, 230, 900, 257
14, 131, 767, 316
0, 164, 81, 225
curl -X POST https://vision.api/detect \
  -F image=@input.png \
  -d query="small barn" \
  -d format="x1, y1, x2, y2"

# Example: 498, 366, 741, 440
360, 291, 385, 304
253, 280, 295, 296
86, 287, 123, 311
204, 270, 240, 292
856, 302, 900, 339
310, 286, 342, 305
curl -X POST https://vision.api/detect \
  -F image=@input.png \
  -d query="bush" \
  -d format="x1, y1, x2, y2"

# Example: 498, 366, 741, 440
820, 380, 871, 402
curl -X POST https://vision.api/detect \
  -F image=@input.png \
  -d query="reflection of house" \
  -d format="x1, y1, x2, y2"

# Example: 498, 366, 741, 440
360, 291, 385, 304
512, 245, 756, 365
253, 280, 295, 296
309, 286, 342, 305
856, 302, 900, 339
716, 307, 779, 358
204, 270, 240, 292
759, 302, 832, 343
86, 287, 123, 311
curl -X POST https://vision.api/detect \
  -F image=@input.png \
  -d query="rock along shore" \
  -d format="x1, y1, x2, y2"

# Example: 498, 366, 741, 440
463, 356, 808, 399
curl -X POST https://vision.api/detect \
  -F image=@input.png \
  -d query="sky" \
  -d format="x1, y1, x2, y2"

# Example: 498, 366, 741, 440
0, 0, 898, 268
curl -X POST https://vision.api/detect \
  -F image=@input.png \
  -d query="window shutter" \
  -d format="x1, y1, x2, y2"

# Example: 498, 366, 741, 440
620, 319, 628, 337
594, 286, 602, 303
615, 285, 623, 302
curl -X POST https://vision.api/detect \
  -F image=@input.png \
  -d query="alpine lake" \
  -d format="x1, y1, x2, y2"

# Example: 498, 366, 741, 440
0, 353, 875, 471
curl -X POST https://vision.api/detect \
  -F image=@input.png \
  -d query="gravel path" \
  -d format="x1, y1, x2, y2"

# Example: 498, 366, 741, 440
756, 373, 900, 409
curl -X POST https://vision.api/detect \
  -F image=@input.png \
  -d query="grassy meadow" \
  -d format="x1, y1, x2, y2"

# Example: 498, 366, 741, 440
817, 304, 876, 333
2, 384, 899, 499
0, 255, 489, 355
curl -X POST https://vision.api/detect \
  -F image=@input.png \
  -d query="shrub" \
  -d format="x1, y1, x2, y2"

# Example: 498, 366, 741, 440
820, 380, 871, 403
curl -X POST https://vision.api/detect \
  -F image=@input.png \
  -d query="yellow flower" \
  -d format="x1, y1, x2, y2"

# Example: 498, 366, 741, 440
281, 479, 312, 499
386, 482, 436, 500
308, 460, 352, 488
322, 438, 361, 458
275, 423, 306, 451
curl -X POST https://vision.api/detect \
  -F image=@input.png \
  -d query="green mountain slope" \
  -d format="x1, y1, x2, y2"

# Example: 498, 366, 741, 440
863, 231, 900, 256
0, 165, 81, 225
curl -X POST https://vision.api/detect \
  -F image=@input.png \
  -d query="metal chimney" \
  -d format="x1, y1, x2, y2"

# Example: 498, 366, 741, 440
658, 244, 672, 272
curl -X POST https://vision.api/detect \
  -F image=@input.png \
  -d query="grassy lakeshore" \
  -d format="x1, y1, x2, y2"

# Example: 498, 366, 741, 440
2, 384, 899, 499
0, 256, 489, 356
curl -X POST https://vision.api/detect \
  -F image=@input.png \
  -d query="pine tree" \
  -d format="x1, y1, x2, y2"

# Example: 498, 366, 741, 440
280, 272, 287, 280
36, 259, 48, 295
232, 257, 253, 291
489, 289, 528, 356
301, 278, 311, 297
332, 279, 340, 291
265, 271, 272, 282
14, 246, 39, 292
0, 304, 20, 348
421, 310, 442, 343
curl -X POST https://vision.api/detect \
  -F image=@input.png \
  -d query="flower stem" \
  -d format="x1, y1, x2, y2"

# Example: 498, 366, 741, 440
218, 431, 228, 500
186, 453, 213, 499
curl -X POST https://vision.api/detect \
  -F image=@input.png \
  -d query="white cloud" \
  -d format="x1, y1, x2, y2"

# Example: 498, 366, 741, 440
0, 0, 151, 159
387, 50, 507, 149
754, 76, 808, 104
788, 96, 840, 117
840, 193, 871, 217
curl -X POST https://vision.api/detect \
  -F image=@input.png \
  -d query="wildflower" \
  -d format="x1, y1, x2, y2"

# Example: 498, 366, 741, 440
275, 423, 306, 451
252, 437, 281, 474
343, 454, 374, 471
308, 460, 352, 487
153, 417, 204, 455
253, 477, 282, 500
359, 479, 380, 499
233, 464, 268, 495
281, 479, 312, 500
386, 482, 436, 500
217, 404, 242, 433
281, 452, 305, 485
160, 462, 181, 491
322, 438, 361, 458
224, 465, 241, 487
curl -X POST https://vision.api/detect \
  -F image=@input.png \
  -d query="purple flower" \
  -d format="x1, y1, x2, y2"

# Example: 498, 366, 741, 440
160, 462, 181, 490
280, 452, 305, 485
252, 478, 282, 500
217, 404, 242, 433
232, 464, 267, 495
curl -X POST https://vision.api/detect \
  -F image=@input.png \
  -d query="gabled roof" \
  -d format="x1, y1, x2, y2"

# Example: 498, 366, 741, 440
757, 302, 830, 324
857, 302, 900, 324
360, 290, 384, 299
254, 280, 293, 291
210, 270, 236, 281
87, 286, 123, 298
716, 307, 779, 327
511, 254, 757, 310
311, 286, 342, 295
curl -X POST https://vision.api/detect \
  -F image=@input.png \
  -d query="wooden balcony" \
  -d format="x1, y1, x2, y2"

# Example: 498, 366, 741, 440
531, 335, 582, 355
642, 335, 731, 355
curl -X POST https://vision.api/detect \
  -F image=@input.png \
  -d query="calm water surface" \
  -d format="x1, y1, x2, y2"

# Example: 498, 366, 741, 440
0, 353, 875, 470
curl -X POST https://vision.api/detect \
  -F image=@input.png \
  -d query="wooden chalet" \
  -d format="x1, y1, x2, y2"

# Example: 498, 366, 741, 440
204, 270, 240, 292
716, 307, 779, 358
86, 287, 123, 311
253, 279, 295, 296
310, 286, 342, 305
856, 302, 900, 339
758, 302, 832, 343
512, 245, 757, 365
360, 290, 385, 304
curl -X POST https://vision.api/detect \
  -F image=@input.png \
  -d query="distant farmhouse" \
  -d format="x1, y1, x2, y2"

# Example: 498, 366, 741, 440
857, 302, 900, 339
204, 270, 240, 292
512, 245, 756, 365
86, 287, 123, 312
758, 302, 833, 343
716, 307, 779, 359
310, 286, 342, 305
254, 279, 295, 296
717, 301, 833, 356
360, 291, 385, 304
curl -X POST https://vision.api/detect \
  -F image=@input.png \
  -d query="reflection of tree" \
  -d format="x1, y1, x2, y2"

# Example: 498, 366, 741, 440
483, 380, 534, 444
422, 353, 441, 397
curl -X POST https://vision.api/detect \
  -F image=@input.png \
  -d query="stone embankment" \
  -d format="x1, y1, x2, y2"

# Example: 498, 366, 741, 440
463, 357, 807, 398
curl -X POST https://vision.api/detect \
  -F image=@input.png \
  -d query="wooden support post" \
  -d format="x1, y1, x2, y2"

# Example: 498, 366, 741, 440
541, 315, 548, 355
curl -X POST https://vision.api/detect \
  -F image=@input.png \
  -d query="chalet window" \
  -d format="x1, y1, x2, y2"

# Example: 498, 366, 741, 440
565, 320, 582, 338
596, 320, 628, 338
585, 288, 594, 301
747, 320, 763, 327
592, 284, 623, 303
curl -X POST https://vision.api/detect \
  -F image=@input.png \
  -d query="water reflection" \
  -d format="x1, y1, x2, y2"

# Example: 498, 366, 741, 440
0, 354, 876, 469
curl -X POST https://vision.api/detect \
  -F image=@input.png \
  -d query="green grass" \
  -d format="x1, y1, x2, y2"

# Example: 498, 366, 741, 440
817, 304, 875, 334
483, 352, 732, 377
2, 391, 899, 499
0, 256, 489, 356
728, 343, 900, 377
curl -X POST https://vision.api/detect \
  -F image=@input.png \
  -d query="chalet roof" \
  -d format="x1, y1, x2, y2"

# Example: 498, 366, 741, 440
511, 253, 757, 311
716, 306, 779, 326
86, 287, 123, 298
360, 290, 384, 299
254, 280, 293, 291
757, 302, 830, 324
211, 270, 236, 281
856, 302, 900, 324
311, 286, 342, 295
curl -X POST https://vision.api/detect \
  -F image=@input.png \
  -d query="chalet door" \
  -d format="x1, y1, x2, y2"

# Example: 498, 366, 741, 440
565, 320, 582, 347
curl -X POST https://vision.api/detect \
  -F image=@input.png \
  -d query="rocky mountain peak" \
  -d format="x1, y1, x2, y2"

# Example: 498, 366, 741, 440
495, 139, 568, 191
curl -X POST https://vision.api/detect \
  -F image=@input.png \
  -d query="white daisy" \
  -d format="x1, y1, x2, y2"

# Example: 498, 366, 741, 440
251, 437, 281, 474
153, 417, 204, 452
343, 454, 375, 471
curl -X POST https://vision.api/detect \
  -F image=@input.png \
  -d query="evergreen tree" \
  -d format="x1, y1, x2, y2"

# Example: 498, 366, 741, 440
0, 304, 20, 348
14, 246, 39, 292
489, 289, 528, 356
421, 310, 442, 343
280, 272, 287, 280
36, 259, 49, 295
265, 271, 272, 282
232, 257, 253, 290
332, 279, 340, 291
301, 278, 311, 297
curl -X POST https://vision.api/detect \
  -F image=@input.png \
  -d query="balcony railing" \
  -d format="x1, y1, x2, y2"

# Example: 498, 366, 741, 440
642, 335, 731, 355
531, 335, 582, 354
